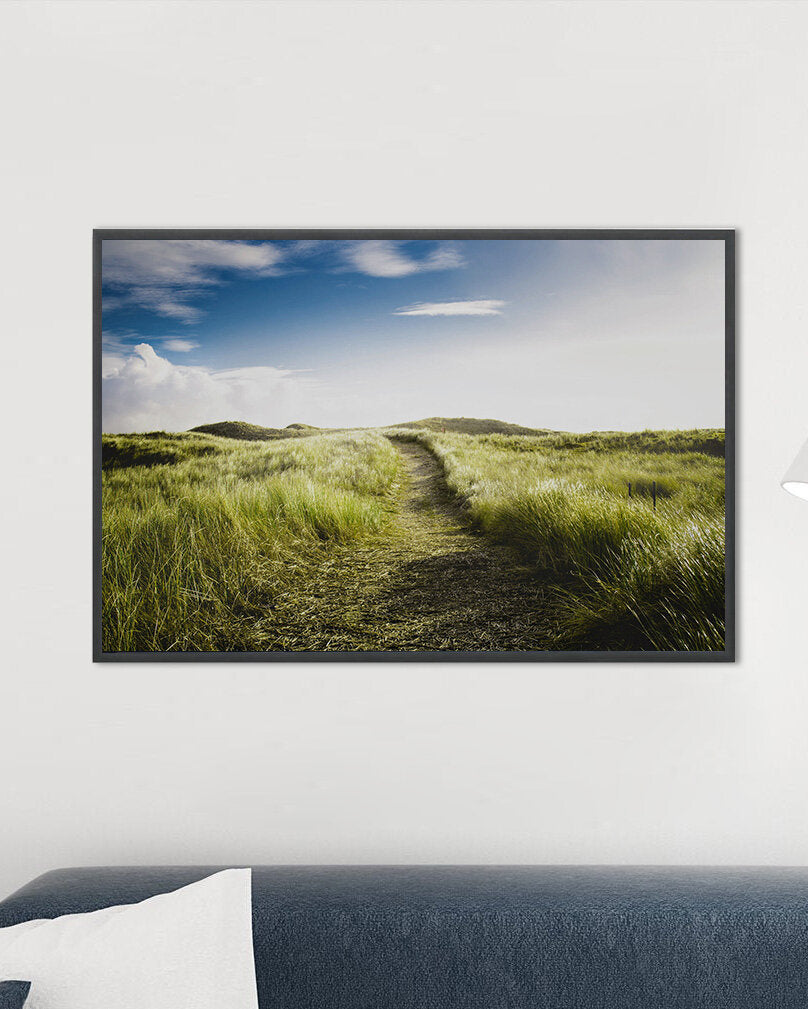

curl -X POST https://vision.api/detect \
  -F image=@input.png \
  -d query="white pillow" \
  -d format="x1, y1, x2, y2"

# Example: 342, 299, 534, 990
0, 868, 258, 1009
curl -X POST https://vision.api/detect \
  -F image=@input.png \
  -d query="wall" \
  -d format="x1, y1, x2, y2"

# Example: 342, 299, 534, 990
2, 0, 808, 899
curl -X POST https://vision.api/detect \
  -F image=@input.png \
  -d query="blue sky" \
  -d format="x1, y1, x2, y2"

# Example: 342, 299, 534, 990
101, 238, 725, 432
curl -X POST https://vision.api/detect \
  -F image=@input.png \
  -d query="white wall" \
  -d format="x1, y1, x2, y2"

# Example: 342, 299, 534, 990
2, 0, 808, 900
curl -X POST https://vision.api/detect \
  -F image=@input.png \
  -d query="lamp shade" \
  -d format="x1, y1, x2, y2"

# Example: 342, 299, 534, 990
782, 437, 808, 500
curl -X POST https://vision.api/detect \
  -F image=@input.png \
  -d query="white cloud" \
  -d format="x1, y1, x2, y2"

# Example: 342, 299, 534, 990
393, 299, 506, 316
103, 240, 284, 287
102, 343, 318, 433
100, 240, 725, 434
287, 240, 326, 257
102, 240, 285, 323
160, 338, 199, 352
115, 288, 205, 324
341, 240, 464, 277
101, 351, 127, 379
102, 239, 467, 325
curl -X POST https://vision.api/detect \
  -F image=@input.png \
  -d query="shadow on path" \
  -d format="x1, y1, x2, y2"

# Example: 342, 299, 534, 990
372, 439, 550, 650
265, 439, 551, 651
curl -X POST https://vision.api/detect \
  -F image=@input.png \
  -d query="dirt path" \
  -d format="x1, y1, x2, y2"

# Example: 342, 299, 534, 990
266, 440, 550, 652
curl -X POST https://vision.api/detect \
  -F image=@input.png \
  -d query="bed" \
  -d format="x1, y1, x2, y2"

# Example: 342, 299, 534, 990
1, 865, 807, 1008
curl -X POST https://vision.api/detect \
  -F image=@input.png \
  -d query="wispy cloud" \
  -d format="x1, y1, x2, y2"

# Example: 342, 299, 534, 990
393, 299, 505, 317
114, 287, 206, 323
102, 239, 468, 325
103, 330, 200, 354
102, 240, 285, 324
103, 240, 284, 286
341, 240, 464, 278
160, 338, 200, 353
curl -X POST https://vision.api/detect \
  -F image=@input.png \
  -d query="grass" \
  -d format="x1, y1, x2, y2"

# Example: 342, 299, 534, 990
102, 431, 401, 651
103, 432, 222, 469
189, 420, 320, 441
385, 427, 726, 651
394, 416, 547, 436
102, 419, 727, 653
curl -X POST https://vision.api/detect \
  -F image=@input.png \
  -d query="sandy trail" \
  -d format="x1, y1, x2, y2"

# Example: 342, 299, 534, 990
265, 440, 549, 652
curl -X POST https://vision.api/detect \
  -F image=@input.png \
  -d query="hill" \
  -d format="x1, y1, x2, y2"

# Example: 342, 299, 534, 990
189, 420, 316, 441
392, 416, 547, 436
190, 417, 546, 439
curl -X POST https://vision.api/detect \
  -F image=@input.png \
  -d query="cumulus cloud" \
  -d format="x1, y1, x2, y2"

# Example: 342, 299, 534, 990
102, 343, 317, 433
102, 240, 285, 323
101, 351, 127, 379
393, 299, 506, 317
341, 240, 464, 277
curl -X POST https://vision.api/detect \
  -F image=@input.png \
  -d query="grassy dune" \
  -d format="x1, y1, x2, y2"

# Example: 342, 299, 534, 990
102, 421, 727, 653
395, 416, 547, 436
102, 431, 400, 651
385, 427, 726, 651
189, 420, 320, 441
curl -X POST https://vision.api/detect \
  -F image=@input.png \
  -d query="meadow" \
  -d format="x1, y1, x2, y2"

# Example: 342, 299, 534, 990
101, 420, 726, 653
385, 426, 726, 651
102, 430, 401, 651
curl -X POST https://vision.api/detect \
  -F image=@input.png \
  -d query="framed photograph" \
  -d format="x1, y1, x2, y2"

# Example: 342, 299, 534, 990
94, 229, 734, 662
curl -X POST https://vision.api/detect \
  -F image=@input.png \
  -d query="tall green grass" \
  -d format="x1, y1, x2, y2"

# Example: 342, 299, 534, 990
104, 422, 727, 653
102, 431, 400, 652
387, 427, 726, 651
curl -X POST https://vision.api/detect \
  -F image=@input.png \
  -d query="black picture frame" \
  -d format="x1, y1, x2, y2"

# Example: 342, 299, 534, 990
94, 228, 735, 663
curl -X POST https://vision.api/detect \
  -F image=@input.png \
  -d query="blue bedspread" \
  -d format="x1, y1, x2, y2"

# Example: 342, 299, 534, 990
1, 865, 807, 1008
